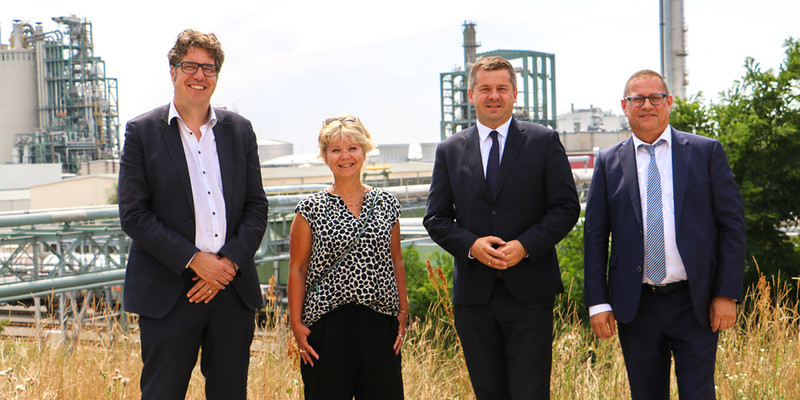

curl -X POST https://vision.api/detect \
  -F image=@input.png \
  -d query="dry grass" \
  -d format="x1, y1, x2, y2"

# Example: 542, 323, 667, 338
1, 271, 799, 399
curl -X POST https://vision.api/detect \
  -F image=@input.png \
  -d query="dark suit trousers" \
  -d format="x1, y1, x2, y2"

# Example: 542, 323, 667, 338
618, 285, 718, 400
454, 277, 554, 400
138, 279, 255, 400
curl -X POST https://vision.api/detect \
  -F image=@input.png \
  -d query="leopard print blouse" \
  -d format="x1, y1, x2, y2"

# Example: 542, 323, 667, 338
296, 188, 401, 327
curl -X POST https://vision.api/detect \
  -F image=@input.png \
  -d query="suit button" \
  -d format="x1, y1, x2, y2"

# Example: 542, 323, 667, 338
639, 230, 643, 236
189, 218, 195, 223
491, 209, 497, 215
637, 266, 643, 273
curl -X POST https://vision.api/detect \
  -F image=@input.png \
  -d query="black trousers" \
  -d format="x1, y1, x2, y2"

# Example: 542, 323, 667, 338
301, 303, 403, 400
618, 284, 719, 400
138, 279, 255, 400
454, 277, 555, 400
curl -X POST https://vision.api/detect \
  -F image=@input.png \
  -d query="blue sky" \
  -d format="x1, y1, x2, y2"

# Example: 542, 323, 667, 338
4, 0, 798, 153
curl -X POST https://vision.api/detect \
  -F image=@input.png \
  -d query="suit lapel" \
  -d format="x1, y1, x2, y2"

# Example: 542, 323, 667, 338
160, 109, 195, 211
462, 126, 491, 202
214, 110, 235, 218
494, 119, 523, 201
617, 137, 643, 229
671, 128, 691, 230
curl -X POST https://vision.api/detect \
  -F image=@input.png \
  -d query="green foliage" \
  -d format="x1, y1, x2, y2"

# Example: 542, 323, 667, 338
107, 181, 118, 205
556, 214, 588, 322
0, 319, 8, 334
670, 37, 800, 289
670, 93, 716, 137
402, 246, 454, 319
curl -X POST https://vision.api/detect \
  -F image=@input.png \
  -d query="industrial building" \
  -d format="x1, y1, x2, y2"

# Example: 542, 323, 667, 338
439, 21, 557, 140
0, 16, 119, 173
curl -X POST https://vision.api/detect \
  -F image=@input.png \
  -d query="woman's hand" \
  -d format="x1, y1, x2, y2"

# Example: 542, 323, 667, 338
291, 321, 319, 366
393, 310, 408, 354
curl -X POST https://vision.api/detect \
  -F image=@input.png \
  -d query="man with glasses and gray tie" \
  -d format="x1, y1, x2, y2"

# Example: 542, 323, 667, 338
583, 70, 746, 399
424, 56, 580, 399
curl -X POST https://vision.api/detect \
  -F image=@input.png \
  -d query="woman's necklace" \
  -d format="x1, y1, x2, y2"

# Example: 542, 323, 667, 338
333, 183, 366, 207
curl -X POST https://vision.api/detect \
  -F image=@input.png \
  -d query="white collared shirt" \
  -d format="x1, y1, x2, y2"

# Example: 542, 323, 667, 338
476, 118, 512, 176
588, 125, 687, 317
168, 102, 227, 255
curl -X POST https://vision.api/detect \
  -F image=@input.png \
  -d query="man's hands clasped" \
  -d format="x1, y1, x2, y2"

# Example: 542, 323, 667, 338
187, 252, 236, 303
471, 236, 528, 270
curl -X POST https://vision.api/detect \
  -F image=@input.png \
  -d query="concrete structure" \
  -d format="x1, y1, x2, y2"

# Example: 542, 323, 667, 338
420, 143, 438, 162
0, 190, 30, 212
29, 174, 116, 210
258, 138, 293, 165
560, 131, 629, 154
377, 144, 410, 163
557, 105, 628, 133
661, 0, 688, 98
78, 159, 119, 176
0, 163, 62, 190
0, 45, 38, 165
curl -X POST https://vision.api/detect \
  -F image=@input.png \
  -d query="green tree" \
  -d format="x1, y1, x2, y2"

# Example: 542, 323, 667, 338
671, 38, 800, 288
402, 246, 454, 319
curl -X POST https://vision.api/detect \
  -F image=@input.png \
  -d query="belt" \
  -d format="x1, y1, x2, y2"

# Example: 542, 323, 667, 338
643, 280, 688, 294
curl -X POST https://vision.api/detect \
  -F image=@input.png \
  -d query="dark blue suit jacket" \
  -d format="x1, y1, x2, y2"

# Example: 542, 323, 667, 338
118, 105, 268, 318
424, 119, 580, 305
584, 127, 746, 326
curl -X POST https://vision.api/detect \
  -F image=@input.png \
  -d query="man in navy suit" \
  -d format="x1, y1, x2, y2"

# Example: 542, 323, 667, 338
424, 56, 580, 399
583, 70, 746, 399
118, 29, 267, 399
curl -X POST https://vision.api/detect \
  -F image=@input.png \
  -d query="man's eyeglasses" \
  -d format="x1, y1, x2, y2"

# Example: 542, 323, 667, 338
624, 93, 668, 107
323, 116, 359, 126
174, 61, 218, 77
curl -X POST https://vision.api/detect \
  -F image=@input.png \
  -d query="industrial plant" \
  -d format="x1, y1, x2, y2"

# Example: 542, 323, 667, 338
0, 16, 119, 173
439, 21, 557, 140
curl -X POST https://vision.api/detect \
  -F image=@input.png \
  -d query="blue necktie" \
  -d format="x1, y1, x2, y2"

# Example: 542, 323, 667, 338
486, 131, 500, 197
641, 139, 667, 284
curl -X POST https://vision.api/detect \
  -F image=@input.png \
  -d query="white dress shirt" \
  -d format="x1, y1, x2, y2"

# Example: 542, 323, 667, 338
476, 118, 511, 176
168, 102, 227, 255
589, 125, 687, 317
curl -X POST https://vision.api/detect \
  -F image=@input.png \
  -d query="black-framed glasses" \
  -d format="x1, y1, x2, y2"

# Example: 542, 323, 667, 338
624, 93, 668, 107
323, 116, 359, 126
174, 61, 218, 77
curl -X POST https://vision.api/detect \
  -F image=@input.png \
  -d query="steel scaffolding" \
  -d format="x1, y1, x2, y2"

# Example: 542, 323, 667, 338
13, 16, 119, 172
439, 23, 557, 140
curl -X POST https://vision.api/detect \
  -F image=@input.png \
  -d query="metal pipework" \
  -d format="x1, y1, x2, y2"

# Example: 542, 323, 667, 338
0, 269, 124, 303
0, 205, 119, 228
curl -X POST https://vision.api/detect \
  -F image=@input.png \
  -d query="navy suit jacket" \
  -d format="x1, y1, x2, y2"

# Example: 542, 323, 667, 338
584, 127, 746, 326
118, 105, 268, 318
424, 119, 580, 305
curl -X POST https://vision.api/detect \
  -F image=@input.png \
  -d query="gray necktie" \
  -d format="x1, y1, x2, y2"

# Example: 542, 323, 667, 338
640, 139, 667, 284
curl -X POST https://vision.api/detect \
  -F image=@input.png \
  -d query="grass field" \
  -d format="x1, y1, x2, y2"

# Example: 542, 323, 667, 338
1, 270, 798, 399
